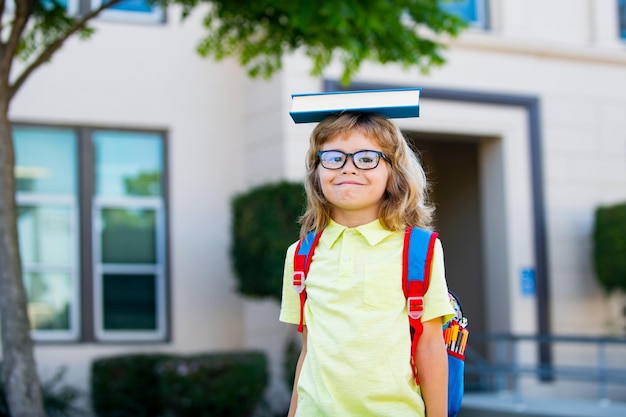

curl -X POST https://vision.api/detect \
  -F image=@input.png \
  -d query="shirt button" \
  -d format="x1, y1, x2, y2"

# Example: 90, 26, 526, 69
347, 231, 354, 237
344, 255, 350, 261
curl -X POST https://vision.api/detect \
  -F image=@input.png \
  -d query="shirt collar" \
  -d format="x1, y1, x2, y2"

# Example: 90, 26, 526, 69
324, 219, 396, 248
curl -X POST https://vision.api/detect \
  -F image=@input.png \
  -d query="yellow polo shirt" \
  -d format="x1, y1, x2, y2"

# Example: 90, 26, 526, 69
280, 219, 454, 417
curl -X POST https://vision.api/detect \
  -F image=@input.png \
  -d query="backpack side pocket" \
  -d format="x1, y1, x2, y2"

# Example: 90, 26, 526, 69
447, 351, 464, 417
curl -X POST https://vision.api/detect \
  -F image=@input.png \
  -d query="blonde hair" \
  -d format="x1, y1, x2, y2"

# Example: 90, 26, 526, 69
300, 112, 434, 236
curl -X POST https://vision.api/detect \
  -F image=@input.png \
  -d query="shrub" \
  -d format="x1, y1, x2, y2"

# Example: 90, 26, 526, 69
91, 353, 173, 417
593, 202, 626, 293
157, 351, 268, 417
0, 364, 82, 417
231, 181, 305, 301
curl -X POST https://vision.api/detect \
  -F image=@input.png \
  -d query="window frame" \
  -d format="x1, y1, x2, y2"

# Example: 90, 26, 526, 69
13, 123, 170, 343
92, 195, 168, 342
17, 193, 82, 342
13, 125, 81, 342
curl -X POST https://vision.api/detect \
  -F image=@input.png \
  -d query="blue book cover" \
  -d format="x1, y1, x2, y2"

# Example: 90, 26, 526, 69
289, 88, 421, 123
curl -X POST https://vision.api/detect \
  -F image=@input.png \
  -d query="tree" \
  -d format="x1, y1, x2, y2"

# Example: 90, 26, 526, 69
0, 0, 465, 415
200, 0, 467, 84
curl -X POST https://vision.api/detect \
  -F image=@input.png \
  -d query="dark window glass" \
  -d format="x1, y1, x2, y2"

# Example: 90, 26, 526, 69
103, 274, 157, 330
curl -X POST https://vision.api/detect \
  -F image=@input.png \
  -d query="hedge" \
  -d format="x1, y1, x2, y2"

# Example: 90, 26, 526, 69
91, 351, 267, 417
91, 353, 172, 417
158, 352, 267, 417
231, 181, 305, 301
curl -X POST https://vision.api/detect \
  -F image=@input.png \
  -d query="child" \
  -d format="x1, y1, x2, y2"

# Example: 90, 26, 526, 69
280, 112, 455, 417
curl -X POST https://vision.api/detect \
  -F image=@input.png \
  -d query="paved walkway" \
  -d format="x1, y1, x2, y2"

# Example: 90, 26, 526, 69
459, 392, 626, 417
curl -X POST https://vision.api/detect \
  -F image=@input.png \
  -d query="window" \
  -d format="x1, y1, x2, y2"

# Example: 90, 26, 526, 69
36, 0, 165, 24
439, 0, 488, 30
92, 131, 167, 341
40, 0, 79, 14
14, 125, 168, 342
617, 0, 626, 40
15, 127, 79, 341
91, 0, 165, 24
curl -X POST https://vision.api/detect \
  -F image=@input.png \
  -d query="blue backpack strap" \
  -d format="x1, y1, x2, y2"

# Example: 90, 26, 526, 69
402, 226, 438, 385
293, 230, 323, 333
403, 226, 438, 320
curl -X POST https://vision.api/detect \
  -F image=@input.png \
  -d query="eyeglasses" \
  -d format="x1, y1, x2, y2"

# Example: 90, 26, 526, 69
317, 149, 391, 170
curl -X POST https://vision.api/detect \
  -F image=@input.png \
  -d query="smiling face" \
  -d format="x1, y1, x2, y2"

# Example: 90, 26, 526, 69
318, 129, 390, 227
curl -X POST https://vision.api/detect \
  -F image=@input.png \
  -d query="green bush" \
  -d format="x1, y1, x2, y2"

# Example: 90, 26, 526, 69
91, 353, 173, 417
157, 352, 268, 417
0, 364, 82, 417
91, 352, 267, 417
231, 181, 305, 300
593, 202, 626, 293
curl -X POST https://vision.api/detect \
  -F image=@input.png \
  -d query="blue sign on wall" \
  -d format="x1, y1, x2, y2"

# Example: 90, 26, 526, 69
521, 268, 536, 297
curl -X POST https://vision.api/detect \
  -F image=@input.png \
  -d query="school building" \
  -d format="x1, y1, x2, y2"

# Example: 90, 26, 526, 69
5, 0, 626, 413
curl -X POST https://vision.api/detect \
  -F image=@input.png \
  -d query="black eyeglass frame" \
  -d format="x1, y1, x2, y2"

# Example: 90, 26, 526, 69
317, 149, 392, 170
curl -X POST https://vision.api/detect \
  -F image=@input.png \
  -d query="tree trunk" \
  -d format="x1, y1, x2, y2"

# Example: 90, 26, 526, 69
0, 96, 46, 416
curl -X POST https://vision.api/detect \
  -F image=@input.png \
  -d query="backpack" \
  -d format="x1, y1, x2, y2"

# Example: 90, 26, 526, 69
292, 225, 467, 417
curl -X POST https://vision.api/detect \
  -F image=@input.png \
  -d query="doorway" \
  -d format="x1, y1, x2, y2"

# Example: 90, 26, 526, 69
412, 135, 486, 337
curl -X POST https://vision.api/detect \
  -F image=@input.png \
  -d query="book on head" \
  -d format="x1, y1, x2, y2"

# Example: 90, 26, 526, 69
289, 88, 421, 124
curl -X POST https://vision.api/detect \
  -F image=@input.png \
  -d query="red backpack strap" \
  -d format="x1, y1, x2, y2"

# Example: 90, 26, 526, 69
403, 226, 438, 385
292, 230, 323, 333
